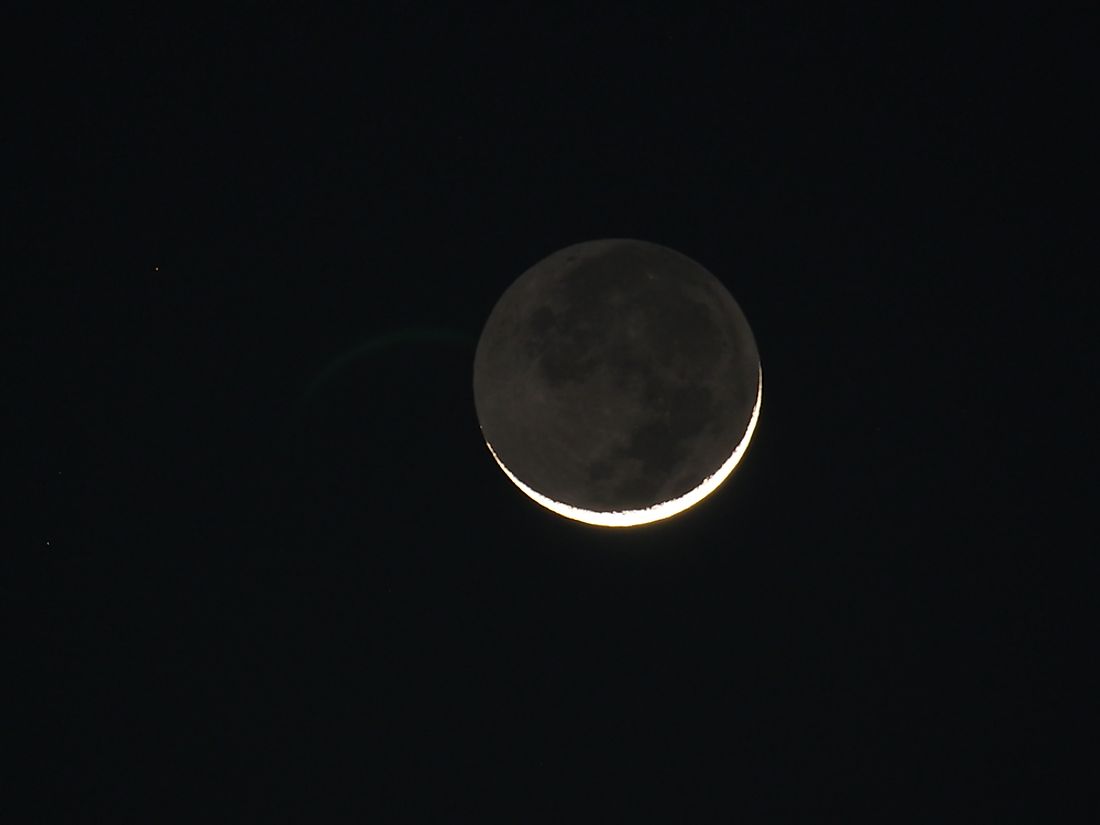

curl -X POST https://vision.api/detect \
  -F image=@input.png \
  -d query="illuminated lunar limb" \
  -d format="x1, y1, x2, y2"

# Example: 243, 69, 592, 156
486, 369, 761, 527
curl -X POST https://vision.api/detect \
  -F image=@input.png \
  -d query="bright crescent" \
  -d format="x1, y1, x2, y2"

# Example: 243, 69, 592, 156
485, 369, 761, 527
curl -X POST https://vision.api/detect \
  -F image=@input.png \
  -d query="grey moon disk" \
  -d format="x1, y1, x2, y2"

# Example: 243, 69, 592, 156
473, 239, 761, 527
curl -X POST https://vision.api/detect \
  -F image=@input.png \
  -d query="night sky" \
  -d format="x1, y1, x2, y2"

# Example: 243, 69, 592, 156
8, 6, 1087, 821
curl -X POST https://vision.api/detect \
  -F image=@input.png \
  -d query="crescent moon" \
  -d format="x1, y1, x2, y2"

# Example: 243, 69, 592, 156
473, 239, 762, 527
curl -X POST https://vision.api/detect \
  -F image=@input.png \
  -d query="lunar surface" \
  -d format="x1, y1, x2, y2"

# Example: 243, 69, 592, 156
473, 239, 761, 527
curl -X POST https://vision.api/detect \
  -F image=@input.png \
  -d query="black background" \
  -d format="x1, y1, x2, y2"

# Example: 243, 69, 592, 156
7, 5, 1089, 821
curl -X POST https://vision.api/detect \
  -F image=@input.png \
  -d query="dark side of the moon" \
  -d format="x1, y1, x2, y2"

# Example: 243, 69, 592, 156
473, 239, 760, 514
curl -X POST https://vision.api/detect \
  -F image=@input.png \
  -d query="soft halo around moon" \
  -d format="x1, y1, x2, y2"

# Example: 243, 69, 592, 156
484, 368, 762, 527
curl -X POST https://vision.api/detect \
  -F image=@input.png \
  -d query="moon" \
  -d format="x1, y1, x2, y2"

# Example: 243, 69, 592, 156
473, 239, 761, 527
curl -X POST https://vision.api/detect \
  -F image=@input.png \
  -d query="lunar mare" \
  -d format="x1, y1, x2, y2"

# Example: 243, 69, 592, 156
473, 238, 761, 526
486, 369, 761, 527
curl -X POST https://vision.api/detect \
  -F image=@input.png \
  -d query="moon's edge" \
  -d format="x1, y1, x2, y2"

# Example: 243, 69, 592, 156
484, 367, 763, 527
